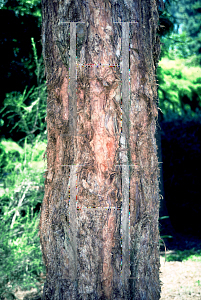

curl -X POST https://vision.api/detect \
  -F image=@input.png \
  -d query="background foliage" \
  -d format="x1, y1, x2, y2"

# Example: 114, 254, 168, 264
158, 57, 201, 119
0, 136, 46, 296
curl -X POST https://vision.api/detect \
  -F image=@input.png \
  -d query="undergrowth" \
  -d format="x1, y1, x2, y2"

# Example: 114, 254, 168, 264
163, 249, 201, 262
0, 37, 47, 297
0, 136, 47, 296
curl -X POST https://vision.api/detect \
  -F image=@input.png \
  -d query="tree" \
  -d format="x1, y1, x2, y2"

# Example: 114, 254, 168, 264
169, 0, 201, 65
39, 0, 162, 299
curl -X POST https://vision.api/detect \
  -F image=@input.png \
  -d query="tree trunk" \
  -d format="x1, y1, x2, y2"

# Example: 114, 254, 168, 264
39, 0, 161, 299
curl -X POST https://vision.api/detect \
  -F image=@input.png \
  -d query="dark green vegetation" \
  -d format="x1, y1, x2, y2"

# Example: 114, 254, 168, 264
0, 0, 201, 298
163, 248, 201, 262
0, 0, 43, 142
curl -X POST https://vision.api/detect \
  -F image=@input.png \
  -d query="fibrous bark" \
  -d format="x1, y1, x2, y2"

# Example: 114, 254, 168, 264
39, 0, 162, 299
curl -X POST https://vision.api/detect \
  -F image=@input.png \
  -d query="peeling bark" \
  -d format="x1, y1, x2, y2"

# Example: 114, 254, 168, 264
40, 0, 162, 299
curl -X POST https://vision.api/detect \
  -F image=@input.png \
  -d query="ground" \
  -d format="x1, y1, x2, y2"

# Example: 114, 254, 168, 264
8, 257, 201, 300
160, 253, 201, 300
2, 233, 201, 300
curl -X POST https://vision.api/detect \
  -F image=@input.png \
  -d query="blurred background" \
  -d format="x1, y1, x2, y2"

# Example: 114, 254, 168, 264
0, 0, 200, 299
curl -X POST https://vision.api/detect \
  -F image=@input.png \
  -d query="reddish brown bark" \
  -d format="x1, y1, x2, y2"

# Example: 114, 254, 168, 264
39, 0, 161, 299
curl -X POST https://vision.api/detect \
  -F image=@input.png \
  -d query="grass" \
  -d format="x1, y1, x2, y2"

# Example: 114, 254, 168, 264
0, 135, 47, 296
161, 248, 201, 262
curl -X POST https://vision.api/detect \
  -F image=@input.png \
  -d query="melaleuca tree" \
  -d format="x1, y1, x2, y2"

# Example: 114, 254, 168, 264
39, 0, 162, 299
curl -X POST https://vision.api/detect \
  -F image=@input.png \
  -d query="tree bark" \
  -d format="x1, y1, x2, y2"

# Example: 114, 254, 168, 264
39, 0, 161, 299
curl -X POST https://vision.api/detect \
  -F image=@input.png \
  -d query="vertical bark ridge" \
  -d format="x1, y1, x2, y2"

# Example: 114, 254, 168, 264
121, 21, 130, 292
68, 21, 78, 281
